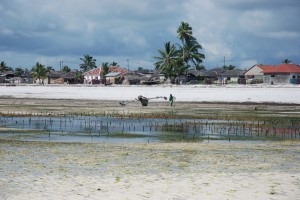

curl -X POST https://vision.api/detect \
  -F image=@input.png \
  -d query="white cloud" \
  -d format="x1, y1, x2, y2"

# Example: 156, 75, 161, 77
264, 31, 300, 39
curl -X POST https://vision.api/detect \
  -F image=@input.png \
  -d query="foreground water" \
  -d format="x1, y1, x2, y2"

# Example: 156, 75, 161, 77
0, 115, 299, 143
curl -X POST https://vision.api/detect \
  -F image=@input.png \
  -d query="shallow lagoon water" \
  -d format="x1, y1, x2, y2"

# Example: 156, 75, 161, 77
0, 115, 299, 142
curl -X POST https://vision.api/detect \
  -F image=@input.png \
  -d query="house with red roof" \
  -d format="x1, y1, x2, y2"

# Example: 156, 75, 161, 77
262, 64, 300, 84
83, 66, 128, 84
244, 64, 275, 81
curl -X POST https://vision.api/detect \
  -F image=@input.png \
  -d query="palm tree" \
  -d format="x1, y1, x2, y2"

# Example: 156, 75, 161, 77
101, 62, 109, 77
196, 64, 206, 71
177, 22, 194, 46
223, 65, 236, 70
15, 67, 25, 76
282, 59, 292, 64
62, 65, 71, 73
80, 54, 97, 72
110, 62, 118, 67
31, 62, 47, 84
177, 22, 194, 67
179, 41, 205, 66
0, 61, 9, 72
47, 66, 54, 72
154, 42, 177, 78
176, 22, 204, 73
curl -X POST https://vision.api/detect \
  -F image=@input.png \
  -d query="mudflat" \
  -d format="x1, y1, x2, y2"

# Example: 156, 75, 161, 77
0, 97, 300, 199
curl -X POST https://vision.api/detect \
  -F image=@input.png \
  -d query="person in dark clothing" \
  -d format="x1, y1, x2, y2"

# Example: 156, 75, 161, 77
169, 94, 174, 106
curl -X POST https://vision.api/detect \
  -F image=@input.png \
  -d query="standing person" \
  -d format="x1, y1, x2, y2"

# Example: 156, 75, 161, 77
169, 94, 174, 107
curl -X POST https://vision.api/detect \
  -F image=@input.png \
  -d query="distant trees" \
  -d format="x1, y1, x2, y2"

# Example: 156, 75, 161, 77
14, 67, 25, 76
110, 62, 118, 67
80, 54, 97, 72
154, 22, 205, 79
0, 61, 8, 72
62, 65, 71, 73
223, 65, 236, 70
0, 61, 13, 72
47, 66, 54, 72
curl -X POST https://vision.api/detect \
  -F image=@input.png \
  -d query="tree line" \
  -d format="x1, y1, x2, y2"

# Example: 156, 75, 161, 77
0, 55, 120, 83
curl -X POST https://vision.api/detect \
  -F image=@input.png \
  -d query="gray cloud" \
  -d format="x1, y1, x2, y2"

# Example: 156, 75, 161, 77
0, 0, 299, 69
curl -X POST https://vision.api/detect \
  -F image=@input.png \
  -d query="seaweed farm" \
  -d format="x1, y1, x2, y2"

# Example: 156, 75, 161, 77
0, 112, 299, 142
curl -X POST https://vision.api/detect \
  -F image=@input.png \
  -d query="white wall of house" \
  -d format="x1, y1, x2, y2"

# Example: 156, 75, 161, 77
244, 65, 264, 79
84, 75, 101, 83
291, 73, 300, 79
263, 73, 295, 84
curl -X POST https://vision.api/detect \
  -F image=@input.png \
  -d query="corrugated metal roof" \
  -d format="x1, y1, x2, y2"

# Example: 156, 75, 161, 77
105, 72, 121, 77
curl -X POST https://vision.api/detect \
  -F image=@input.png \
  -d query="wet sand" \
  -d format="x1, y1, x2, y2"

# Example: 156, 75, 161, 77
0, 97, 299, 118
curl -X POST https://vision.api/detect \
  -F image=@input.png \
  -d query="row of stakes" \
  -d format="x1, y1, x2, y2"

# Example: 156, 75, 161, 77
1, 114, 300, 140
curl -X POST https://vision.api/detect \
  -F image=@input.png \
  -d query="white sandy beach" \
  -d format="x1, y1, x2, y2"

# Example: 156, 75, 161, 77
0, 84, 300, 104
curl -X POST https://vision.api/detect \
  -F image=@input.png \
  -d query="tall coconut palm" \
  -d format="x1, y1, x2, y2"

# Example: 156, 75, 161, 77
180, 40, 205, 66
31, 62, 47, 84
177, 22, 194, 45
176, 22, 204, 74
177, 22, 194, 67
154, 42, 177, 78
80, 54, 97, 72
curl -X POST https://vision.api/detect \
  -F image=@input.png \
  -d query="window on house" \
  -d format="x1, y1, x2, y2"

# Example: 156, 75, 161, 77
271, 75, 275, 77
292, 75, 296, 79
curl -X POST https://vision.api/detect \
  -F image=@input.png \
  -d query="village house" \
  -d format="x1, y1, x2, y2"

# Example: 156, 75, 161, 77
122, 71, 143, 85
46, 71, 64, 84
45, 71, 82, 84
83, 67, 102, 84
221, 69, 246, 84
105, 72, 122, 84
262, 63, 300, 85
244, 64, 274, 83
83, 66, 128, 84
187, 68, 246, 84
0, 71, 15, 84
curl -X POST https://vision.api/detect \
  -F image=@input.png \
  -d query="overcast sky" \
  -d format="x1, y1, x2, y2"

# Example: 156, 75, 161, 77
1, 0, 299, 70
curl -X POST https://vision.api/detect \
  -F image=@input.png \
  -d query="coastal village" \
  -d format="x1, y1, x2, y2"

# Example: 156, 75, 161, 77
1, 63, 300, 86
